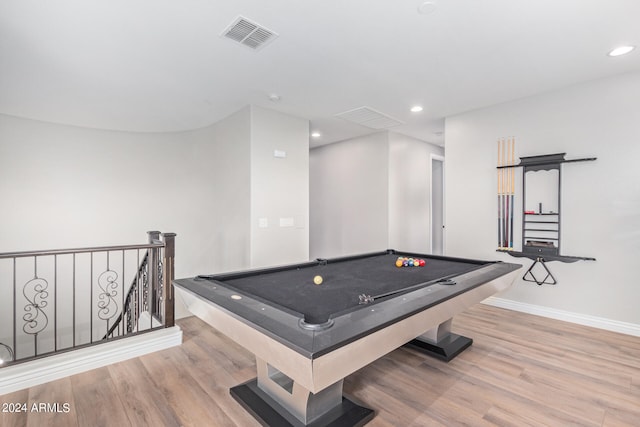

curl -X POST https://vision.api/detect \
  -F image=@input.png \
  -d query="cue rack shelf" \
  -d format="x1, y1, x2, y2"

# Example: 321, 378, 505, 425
497, 152, 596, 285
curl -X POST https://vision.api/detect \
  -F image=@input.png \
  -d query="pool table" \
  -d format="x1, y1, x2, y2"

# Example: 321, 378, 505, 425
173, 250, 521, 426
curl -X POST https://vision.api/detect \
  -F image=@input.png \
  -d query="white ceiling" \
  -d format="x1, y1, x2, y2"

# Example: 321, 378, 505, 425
1, 0, 639, 147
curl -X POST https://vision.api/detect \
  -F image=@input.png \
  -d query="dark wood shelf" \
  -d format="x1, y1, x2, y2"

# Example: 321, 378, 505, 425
496, 249, 595, 263
497, 154, 597, 169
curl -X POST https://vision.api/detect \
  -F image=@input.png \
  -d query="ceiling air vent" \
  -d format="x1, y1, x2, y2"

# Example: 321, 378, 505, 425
335, 107, 404, 129
222, 16, 278, 50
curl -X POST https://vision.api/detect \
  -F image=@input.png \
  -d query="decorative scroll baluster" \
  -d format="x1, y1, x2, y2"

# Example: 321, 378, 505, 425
22, 258, 49, 356
142, 258, 149, 313
157, 257, 164, 322
97, 254, 119, 335
22, 279, 49, 334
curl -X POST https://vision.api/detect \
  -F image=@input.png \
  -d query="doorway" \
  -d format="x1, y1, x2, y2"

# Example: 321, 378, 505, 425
431, 155, 445, 255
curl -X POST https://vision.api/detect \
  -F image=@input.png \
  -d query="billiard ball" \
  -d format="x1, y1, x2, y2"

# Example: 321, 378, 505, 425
419, 259, 426, 267
313, 275, 323, 285
395, 259, 403, 268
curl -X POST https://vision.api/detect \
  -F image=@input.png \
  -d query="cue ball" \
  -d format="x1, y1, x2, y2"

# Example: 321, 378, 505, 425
313, 275, 323, 285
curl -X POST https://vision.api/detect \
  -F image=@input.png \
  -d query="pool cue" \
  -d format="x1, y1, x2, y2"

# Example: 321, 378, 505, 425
502, 138, 508, 249
506, 137, 511, 249
497, 139, 502, 249
358, 277, 458, 304
509, 137, 515, 249
498, 139, 505, 249
503, 138, 508, 249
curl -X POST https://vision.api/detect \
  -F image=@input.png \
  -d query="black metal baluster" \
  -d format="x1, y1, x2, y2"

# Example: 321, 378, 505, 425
136, 249, 141, 333
106, 251, 110, 337
121, 250, 125, 337
33, 256, 37, 356
73, 253, 76, 348
13, 258, 17, 361
54, 255, 57, 352
90, 252, 93, 343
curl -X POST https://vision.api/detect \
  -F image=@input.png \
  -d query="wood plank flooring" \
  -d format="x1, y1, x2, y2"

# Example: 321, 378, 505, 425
2, 304, 639, 426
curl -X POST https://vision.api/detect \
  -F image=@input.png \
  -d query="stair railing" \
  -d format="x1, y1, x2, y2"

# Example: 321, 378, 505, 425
0, 231, 175, 366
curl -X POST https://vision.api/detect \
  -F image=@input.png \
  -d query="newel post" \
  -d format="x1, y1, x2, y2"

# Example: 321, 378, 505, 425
162, 233, 176, 327
147, 231, 161, 319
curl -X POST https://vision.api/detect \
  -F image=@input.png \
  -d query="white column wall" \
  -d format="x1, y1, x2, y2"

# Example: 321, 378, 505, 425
0, 111, 253, 322
249, 105, 310, 267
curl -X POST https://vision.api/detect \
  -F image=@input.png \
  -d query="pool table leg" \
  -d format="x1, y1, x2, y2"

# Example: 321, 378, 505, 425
230, 357, 374, 426
406, 318, 473, 362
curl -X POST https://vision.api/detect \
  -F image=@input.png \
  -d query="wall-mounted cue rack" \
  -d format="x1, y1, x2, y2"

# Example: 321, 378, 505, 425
496, 149, 597, 285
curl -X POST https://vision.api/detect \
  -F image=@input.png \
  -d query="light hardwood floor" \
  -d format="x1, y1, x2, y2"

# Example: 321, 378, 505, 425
2, 304, 639, 426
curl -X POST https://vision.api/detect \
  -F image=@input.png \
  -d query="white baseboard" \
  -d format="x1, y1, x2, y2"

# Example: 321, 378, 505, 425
0, 326, 182, 396
483, 297, 640, 337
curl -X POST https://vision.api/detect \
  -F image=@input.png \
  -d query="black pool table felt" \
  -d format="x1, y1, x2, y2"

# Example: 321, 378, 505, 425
198, 253, 485, 324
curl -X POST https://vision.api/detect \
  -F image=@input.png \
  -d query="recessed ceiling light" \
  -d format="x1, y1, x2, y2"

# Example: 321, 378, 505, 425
268, 93, 281, 102
608, 46, 635, 57
311, 132, 321, 138
410, 106, 424, 113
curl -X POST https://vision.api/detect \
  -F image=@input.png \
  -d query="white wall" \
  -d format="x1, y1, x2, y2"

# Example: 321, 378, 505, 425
309, 131, 444, 258
0, 112, 251, 326
310, 132, 389, 258
206, 107, 252, 273
250, 106, 309, 267
0, 112, 251, 278
388, 132, 444, 252
445, 72, 640, 326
